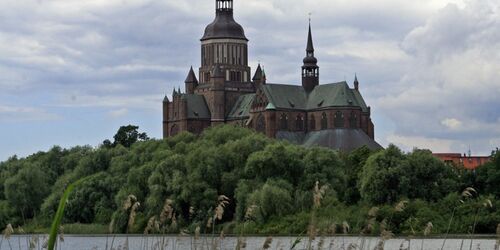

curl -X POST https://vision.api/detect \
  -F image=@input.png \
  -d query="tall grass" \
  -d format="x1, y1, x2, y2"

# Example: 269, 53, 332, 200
47, 176, 93, 250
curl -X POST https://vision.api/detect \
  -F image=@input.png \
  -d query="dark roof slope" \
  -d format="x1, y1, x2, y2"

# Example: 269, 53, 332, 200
227, 94, 255, 119
261, 82, 369, 111
181, 94, 211, 119
261, 84, 307, 109
276, 129, 382, 152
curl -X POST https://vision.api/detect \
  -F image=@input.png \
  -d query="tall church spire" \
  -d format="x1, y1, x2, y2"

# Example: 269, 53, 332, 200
302, 19, 319, 92
306, 22, 314, 56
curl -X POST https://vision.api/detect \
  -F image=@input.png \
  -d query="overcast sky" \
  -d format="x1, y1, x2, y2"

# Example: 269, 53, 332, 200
1, 0, 499, 161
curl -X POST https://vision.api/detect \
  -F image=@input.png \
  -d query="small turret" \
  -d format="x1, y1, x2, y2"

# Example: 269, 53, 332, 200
354, 74, 359, 91
185, 66, 199, 94
252, 63, 266, 86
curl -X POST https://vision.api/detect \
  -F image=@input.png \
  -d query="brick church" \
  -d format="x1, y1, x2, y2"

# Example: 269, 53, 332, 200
162, 0, 382, 151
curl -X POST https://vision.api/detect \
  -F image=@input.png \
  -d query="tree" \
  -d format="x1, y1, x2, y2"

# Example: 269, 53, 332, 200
476, 150, 500, 197
4, 163, 50, 221
111, 125, 149, 148
359, 145, 406, 204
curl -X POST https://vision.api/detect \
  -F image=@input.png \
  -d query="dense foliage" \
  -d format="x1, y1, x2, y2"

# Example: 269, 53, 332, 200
0, 125, 498, 235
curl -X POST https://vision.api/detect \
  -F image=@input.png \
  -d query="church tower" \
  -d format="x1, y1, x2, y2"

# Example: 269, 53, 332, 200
302, 22, 319, 92
199, 0, 251, 83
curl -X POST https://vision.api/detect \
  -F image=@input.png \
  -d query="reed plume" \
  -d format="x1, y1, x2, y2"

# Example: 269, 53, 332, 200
342, 221, 350, 234
123, 194, 137, 210
395, 200, 409, 212
3, 224, 13, 239
144, 216, 156, 234
160, 199, 174, 223
215, 195, 230, 221
127, 201, 140, 232
262, 236, 272, 249
313, 181, 328, 208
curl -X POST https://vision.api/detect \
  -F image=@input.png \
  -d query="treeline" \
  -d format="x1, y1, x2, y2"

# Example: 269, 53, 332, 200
0, 125, 499, 235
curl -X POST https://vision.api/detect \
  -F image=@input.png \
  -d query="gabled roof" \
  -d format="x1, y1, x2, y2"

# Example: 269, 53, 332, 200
261, 84, 307, 110
260, 82, 369, 111
307, 82, 369, 112
227, 94, 255, 119
181, 94, 211, 119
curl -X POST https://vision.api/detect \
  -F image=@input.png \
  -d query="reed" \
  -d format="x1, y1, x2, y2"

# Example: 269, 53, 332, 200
47, 176, 92, 250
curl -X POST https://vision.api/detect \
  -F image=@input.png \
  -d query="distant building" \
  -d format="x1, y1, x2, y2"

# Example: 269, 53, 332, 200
433, 153, 491, 170
162, 0, 382, 152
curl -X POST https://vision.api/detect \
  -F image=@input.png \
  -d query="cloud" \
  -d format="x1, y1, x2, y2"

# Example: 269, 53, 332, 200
108, 108, 129, 118
441, 118, 462, 130
0, 105, 61, 122
376, 0, 500, 154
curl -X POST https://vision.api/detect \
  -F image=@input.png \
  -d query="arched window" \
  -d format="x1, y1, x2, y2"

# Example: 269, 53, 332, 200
349, 111, 358, 128
256, 114, 266, 133
280, 113, 288, 130
170, 124, 179, 136
296, 114, 304, 131
321, 113, 328, 129
309, 115, 316, 130
334, 111, 344, 128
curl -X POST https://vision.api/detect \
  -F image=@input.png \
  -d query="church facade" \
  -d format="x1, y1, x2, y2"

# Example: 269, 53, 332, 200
162, 0, 381, 151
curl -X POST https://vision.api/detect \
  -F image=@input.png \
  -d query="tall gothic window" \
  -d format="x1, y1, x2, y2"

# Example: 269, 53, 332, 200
349, 112, 358, 128
321, 113, 328, 129
280, 113, 288, 130
309, 115, 316, 130
334, 111, 344, 128
256, 114, 266, 133
296, 114, 304, 131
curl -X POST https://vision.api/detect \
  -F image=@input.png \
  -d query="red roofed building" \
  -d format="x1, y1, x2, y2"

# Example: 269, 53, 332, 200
433, 153, 491, 170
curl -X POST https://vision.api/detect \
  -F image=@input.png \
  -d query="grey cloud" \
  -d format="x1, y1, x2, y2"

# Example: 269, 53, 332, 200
379, 0, 500, 153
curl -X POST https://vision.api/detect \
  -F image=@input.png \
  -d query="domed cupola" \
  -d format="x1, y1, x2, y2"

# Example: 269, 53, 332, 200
201, 0, 248, 41
198, 0, 252, 84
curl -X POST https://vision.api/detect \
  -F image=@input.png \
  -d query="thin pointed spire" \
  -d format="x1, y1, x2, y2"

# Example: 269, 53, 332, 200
306, 18, 314, 54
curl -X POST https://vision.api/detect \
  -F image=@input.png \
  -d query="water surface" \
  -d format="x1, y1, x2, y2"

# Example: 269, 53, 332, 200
0, 235, 496, 250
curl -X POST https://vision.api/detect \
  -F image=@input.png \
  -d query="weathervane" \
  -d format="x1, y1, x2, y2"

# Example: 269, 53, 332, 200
308, 12, 312, 23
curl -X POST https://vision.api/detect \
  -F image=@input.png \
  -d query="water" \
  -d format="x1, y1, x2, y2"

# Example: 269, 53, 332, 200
0, 235, 496, 250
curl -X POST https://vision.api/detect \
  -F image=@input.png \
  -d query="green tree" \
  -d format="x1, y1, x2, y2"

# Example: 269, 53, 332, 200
359, 145, 406, 204
476, 150, 500, 197
248, 179, 294, 221
4, 163, 50, 221
112, 125, 149, 148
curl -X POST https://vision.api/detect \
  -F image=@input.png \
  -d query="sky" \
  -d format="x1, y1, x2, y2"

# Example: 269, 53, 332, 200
1, 0, 499, 161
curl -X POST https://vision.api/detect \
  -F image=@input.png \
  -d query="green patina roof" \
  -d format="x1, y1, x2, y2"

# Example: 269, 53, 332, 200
307, 82, 369, 112
182, 94, 211, 119
261, 82, 369, 112
227, 94, 255, 119
261, 84, 308, 109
